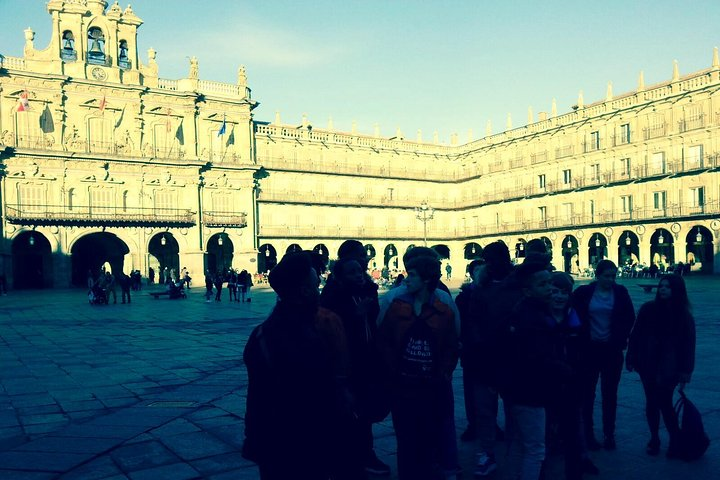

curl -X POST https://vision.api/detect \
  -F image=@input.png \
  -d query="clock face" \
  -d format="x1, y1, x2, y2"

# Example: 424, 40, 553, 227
91, 67, 107, 81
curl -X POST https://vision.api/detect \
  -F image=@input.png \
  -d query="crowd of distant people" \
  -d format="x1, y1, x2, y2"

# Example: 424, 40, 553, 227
242, 238, 697, 480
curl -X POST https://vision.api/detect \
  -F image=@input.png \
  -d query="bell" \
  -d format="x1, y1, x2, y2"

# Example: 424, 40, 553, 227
89, 39, 103, 55
63, 38, 73, 50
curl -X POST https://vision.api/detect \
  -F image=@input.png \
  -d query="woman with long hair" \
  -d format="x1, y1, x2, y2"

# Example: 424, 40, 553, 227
626, 275, 696, 457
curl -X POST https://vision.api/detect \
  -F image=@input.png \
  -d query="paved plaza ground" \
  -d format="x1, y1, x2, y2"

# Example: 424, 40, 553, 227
0, 276, 718, 479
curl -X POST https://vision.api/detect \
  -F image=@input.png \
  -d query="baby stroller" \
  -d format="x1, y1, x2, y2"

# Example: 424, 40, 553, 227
168, 281, 187, 300
88, 284, 109, 305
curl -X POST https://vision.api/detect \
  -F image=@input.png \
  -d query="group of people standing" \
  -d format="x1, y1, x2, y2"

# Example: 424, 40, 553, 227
242, 238, 697, 480
204, 269, 253, 303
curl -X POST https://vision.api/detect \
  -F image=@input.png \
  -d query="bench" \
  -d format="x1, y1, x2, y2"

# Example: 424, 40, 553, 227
638, 284, 657, 293
149, 291, 170, 299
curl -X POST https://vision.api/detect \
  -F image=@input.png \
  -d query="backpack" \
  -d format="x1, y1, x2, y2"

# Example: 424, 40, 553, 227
398, 315, 438, 386
674, 390, 710, 461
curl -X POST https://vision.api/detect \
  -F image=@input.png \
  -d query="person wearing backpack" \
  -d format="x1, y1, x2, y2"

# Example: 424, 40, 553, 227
626, 274, 696, 458
377, 254, 459, 480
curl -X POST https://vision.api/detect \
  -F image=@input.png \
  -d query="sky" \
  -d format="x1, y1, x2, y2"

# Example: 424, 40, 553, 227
1, 0, 719, 144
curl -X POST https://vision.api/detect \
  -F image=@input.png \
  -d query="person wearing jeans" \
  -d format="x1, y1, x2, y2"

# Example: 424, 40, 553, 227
572, 260, 635, 450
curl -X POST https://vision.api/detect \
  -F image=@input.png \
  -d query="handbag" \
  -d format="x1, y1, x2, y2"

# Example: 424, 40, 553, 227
673, 390, 710, 461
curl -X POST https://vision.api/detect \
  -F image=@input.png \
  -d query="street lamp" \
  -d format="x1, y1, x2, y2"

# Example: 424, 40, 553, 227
566, 239, 572, 249
696, 228, 703, 243
218, 234, 223, 246
415, 201, 435, 246
160, 235, 167, 246
265, 247, 270, 257
29, 234, 35, 246
625, 232, 631, 246
658, 232, 665, 244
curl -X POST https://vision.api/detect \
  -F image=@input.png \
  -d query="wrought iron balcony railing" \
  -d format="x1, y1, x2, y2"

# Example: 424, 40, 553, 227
203, 211, 248, 228
5, 204, 195, 227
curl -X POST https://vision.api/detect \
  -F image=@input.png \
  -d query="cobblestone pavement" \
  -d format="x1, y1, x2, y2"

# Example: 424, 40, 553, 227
0, 277, 718, 479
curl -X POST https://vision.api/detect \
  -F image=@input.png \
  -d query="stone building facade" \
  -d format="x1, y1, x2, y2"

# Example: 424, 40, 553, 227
1, 0, 719, 288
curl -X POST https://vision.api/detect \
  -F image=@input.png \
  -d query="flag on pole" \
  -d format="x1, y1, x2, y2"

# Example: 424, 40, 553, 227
225, 125, 235, 147
165, 108, 172, 133
114, 104, 125, 129
98, 95, 106, 113
175, 118, 184, 145
17, 91, 30, 112
217, 115, 226, 137
39, 104, 55, 133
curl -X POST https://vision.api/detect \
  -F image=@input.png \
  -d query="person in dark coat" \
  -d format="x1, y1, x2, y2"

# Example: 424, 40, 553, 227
323, 239, 390, 476
572, 260, 635, 451
626, 275, 695, 457
243, 250, 350, 480
499, 258, 568, 480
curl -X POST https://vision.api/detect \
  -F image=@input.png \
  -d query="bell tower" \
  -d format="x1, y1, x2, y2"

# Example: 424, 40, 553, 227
22, 0, 145, 84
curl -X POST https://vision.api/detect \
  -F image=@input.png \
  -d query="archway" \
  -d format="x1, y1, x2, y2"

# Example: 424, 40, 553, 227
313, 244, 330, 268
207, 233, 233, 275
464, 242, 483, 260
515, 238, 527, 260
12, 231, 53, 289
71, 232, 130, 287
650, 228, 674, 268
148, 233, 179, 284
618, 230, 640, 268
431, 244, 450, 260
365, 244, 377, 269
286, 243, 302, 254
562, 235, 578, 274
384, 244, 399, 269
539, 236, 553, 259
686, 226, 713, 273
258, 244, 277, 273
587, 233, 607, 268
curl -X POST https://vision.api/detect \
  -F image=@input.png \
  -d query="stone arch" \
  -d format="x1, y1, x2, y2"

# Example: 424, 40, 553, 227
588, 232, 607, 267
650, 228, 674, 267
258, 243, 278, 273
685, 225, 713, 273
561, 235, 579, 274
148, 233, 180, 283
464, 242, 482, 260
70, 231, 130, 287
618, 230, 640, 267
11, 230, 54, 289
207, 233, 234, 274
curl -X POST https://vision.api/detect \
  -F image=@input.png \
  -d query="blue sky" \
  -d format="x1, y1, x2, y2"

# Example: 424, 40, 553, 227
1, 0, 719, 143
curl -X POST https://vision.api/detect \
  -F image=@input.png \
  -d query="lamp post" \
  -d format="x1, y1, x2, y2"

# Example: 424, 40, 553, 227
415, 201, 435, 246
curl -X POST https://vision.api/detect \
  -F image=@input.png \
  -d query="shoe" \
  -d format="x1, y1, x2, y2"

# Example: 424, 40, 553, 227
365, 453, 391, 476
461, 427, 477, 442
474, 452, 497, 477
646, 438, 660, 456
603, 435, 616, 450
586, 435, 602, 451
581, 458, 600, 475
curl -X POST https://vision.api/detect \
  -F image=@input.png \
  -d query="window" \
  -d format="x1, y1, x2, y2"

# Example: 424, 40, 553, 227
90, 187, 114, 214
19, 184, 45, 212
563, 169, 572, 185
154, 190, 176, 213
538, 206, 547, 221
685, 145, 703, 169
588, 200, 595, 222
538, 174, 546, 189
690, 187, 705, 208
213, 193, 232, 212
620, 195, 633, 214
620, 158, 631, 177
590, 131, 600, 150
122, 190, 128, 212
653, 191, 666, 210
590, 163, 600, 181
620, 123, 630, 144
67, 188, 75, 211
562, 202, 573, 219
651, 152, 665, 174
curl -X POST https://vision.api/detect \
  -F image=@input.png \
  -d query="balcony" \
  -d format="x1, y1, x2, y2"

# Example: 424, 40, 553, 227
5, 204, 195, 227
643, 124, 666, 140
555, 146, 574, 159
203, 211, 248, 228
678, 115, 705, 133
